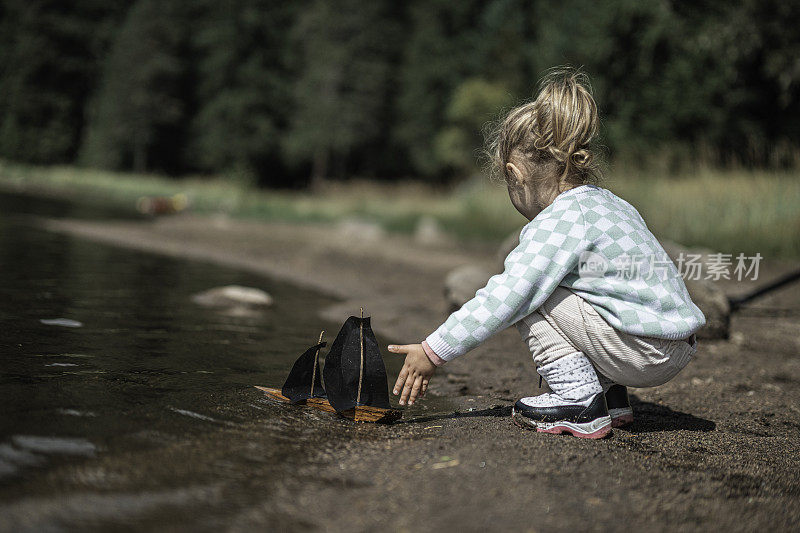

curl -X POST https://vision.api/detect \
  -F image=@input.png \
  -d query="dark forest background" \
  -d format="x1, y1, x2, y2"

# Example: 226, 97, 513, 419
1, 0, 799, 188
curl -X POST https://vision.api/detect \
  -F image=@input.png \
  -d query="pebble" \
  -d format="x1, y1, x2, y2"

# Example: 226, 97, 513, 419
191, 285, 273, 308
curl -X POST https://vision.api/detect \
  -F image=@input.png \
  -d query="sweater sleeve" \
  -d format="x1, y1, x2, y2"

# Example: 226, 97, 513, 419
425, 198, 589, 361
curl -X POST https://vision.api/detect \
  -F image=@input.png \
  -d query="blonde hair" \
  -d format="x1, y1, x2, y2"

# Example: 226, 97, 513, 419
487, 66, 600, 190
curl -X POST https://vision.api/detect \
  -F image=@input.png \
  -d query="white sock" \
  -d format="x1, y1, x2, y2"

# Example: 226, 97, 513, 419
537, 352, 602, 403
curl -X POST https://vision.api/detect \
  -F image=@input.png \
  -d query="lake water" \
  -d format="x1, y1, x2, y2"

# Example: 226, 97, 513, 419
0, 192, 408, 530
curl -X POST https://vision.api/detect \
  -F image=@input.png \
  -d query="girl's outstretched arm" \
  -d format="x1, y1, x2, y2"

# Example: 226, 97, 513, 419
426, 195, 589, 361
388, 343, 437, 406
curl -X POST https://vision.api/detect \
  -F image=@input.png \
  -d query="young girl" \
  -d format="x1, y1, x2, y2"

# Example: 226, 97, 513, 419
388, 67, 705, 439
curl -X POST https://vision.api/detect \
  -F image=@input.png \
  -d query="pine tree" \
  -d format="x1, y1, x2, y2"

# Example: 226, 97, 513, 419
80, 0, 192, 173
393, 0, 487, 178
189, 0, 301, 185
283, 0, 401, 184
0, 0, 127, 163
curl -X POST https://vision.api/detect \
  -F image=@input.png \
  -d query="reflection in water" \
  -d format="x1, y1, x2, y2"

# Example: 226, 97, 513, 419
1, 193, 417, 529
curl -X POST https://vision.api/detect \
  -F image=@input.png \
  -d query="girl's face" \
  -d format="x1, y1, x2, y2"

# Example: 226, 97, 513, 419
505, 162, 544, 221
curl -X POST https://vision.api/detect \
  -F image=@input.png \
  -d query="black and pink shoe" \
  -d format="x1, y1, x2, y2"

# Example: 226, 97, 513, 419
512, 392, 612, 439
606, 385, 633, 427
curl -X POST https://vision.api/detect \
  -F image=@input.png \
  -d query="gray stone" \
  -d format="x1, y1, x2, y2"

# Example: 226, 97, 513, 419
444, 265, 492, 312
191, 285, 273, 308
415, 216, 450, 246
336, 218, 386, 241
660, 240, 730, 339
681, 277, 730, 339
496, 228, 524, 267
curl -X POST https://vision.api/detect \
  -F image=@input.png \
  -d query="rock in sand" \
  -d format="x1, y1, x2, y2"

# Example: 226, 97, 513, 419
191, 285, 273, 308
444, 265, 493, 312
414, 216, 450, 246
336, 218, 386, 241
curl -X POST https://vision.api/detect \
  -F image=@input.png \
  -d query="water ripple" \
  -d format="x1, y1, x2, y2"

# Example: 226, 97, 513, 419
39, 318, 83, 328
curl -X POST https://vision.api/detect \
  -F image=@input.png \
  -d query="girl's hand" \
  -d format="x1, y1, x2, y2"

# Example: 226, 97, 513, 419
388, 343, 436, 406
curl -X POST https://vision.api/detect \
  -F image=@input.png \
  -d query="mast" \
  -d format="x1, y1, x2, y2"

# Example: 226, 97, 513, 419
323, 311, 390, 412
310, 330, 324, 398
356, 307, 365, 405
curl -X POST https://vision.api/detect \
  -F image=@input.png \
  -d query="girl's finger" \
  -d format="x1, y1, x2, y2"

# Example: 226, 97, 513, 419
420, 380, 429, 397
408, 375, 423, 405
400, 372, 416, 405
387, 344, 409, 354
393, 367, 409, 396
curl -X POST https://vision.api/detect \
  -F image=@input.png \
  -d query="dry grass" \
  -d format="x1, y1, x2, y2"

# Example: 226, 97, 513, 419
605, 170, 800, 258
1, 160, 798, 258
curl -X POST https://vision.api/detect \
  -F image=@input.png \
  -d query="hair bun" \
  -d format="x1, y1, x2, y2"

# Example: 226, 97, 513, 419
570, 148, 592, 169
485, 65, 600, 185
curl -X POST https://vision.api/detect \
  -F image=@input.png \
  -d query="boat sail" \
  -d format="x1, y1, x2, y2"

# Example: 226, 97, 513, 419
256, 310, 401, 423
255, 331, 337, 415
281, 332, 326, 404
323, 312, 391, 412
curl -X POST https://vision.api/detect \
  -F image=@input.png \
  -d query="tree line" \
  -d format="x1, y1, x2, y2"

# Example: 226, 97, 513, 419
1, 0, 798, 187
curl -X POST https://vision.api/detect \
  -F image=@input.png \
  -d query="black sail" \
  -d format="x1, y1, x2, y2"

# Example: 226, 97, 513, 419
323, 316, 391, 412
281, 342, 326, 404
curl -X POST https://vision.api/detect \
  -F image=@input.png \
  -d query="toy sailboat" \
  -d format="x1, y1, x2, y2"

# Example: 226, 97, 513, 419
256, 310, 401, 423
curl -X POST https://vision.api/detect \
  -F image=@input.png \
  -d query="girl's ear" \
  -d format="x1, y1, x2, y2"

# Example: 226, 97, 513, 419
506, 162, 525, 183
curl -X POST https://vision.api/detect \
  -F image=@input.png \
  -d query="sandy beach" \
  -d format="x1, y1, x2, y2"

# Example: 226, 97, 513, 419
30, 212, 800, 531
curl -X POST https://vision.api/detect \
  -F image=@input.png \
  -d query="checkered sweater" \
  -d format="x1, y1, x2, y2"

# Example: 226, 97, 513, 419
426, 184, 706, 362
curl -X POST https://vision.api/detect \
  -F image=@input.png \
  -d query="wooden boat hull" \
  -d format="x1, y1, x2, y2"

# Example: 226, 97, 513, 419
255, 386, 401, 424
341, 405, 402, 424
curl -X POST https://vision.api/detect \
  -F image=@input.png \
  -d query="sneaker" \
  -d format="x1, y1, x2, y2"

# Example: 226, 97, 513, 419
512, 392, 612, 439
605, 384, 633, 428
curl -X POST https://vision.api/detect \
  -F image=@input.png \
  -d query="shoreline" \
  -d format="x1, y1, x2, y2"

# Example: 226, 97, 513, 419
33, 213, 497, 344
3, 161, 800, 259
23, 210, 800, 530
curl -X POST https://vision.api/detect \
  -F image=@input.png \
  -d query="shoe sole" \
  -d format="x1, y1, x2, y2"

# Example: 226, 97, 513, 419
512, 407, 612, 439
608, 407, 634, 428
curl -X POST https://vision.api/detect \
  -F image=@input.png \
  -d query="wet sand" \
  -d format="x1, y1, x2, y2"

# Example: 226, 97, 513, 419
30, 214, 800, 531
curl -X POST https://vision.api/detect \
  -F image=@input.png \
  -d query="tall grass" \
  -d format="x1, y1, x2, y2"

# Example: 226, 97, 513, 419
1, 160, 798, 259
606, 170, 800, 259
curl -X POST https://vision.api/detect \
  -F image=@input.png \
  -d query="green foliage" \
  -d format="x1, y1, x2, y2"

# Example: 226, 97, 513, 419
434, 78, 512, 173
282, 0, 401, 182
394, 1, 485, 177
525, 0, 800, 168
1, 0, 799, 180
80, 0, 191, 173
189, 0, 300, 186
0, 0, 127, 163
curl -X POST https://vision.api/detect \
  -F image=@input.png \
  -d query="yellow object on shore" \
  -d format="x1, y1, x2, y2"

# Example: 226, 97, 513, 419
136, 193, 189, 216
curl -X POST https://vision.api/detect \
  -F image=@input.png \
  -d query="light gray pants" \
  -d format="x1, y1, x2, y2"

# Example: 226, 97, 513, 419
516, 286, 696, 388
